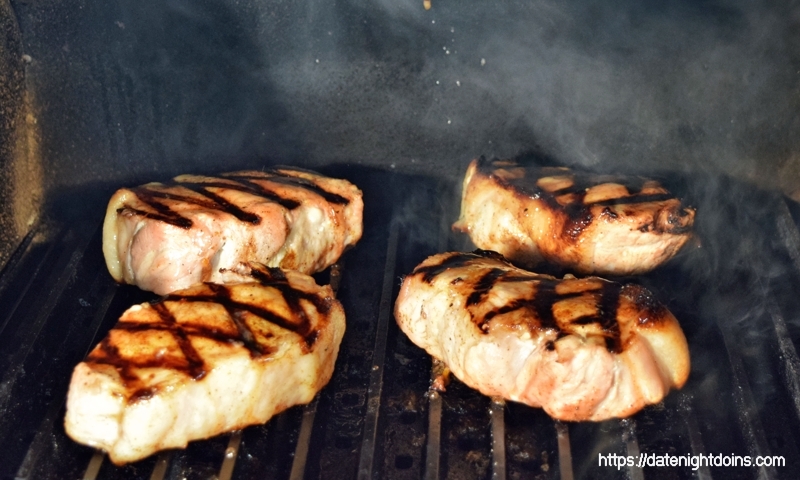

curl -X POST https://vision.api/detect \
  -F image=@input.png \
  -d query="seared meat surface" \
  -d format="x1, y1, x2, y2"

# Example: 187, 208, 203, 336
64, 264, 345, 464
103, 167, 363, 295
453, 157, 695, 275
394, 251, 690, 421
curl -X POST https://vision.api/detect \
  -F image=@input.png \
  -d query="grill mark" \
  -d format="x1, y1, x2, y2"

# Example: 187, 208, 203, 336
174, 183, 261, 223
151, 302, 207, 380
529, 280, 563, 332
414, 250, 507, 283
229, 310, 270, 356
173, 284, 321, 348
248, 265, 333, 318
120, 169, 344, 228
132, 184, 261, 224
621, 283, 668, 326
414, 247, 626, 352
226, 170, 350, 205
466, 268, 506, 306
597, 281, 623, 353
117, 206, 193, 229
464, 270, 622, 352
476, 157, 685, 240
86, 274, 330, 403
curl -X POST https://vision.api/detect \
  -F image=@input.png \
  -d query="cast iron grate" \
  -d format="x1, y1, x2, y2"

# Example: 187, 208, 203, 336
1, 168, 800, 479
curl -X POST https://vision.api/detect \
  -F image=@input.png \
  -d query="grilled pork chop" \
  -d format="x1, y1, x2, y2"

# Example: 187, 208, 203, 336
103, 167, 363, 295
394, 250, 690, 421
64, 264, 345, 464
453, 157, 695, 276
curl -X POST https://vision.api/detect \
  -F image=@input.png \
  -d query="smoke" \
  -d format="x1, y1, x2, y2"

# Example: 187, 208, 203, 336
30, 0, 799, 192
258, 0, 800, 188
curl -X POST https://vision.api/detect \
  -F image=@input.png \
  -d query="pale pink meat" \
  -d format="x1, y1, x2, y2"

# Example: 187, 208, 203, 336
65, 264, 345, 464
103, 167, 363, 295
394, 251, 690, 421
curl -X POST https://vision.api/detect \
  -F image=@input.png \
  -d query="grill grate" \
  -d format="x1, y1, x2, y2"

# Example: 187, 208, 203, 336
1, 169, 800, 479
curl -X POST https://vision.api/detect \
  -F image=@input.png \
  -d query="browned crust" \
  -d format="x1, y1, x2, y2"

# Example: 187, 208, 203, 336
396, 251, 691, 417
454, 157, 696, 275
85, 266, 341, 404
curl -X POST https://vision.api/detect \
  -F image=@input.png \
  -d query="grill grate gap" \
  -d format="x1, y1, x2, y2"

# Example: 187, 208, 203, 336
4, 172, 800, 478
717, 318, 778, 478
0, 227, 63, 339
356, 218, 400, 480
15, 279, 118, 479
620, 419, 644, 480
679, 395, 713, 480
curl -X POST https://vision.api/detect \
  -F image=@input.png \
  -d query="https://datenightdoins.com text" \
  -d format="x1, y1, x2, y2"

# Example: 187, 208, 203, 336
598, 452, 785, 471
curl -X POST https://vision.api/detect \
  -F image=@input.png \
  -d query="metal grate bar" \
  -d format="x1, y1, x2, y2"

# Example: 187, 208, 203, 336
289, 261, 342, 480
82, 451, 105, 480
357, 219, 400, 480
554, 421, 574, 480
0, 228, 60, 337
218, 430, 243, 480
717, 320, 777, 478
680, 395, 713, 480
149, 451, 172, 480
0, 226, 95, 422
0, 227, 38, 297
15, 280, 118, 479
765, 299, 800, 422
423, 388, 442, 480
289, 398, 319, 480
490, 398, 506, 480
776, 199, 800, 273
620, 419, 644, 480
423, 195, 452, 480
772, 201, 800, 421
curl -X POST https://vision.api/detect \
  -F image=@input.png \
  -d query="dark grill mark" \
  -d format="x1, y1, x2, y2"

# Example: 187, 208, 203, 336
117, 206, 193, 229
621, 283, 668, 326
131, 184, 261, 225
416, 249, 627, 352
226, 169, 350, 205
86, 270, 331, 403
476, 157, 686, 240
414, 250, 508, 283
120, 168, 350, 228
466, 268, 506, 306
597, 282, 623, 353
151, 302, 207, 380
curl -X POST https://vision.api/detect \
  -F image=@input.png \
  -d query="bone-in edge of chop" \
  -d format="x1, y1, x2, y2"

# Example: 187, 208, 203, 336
64, 264, 345, 465
453, 157, 695, 276
394, 251, 690, 421
103, 167, 363, 295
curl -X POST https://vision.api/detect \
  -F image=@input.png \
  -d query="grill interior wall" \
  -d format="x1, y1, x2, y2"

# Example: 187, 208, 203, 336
2, 167, 800, 479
